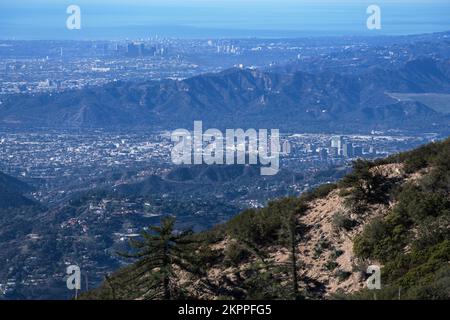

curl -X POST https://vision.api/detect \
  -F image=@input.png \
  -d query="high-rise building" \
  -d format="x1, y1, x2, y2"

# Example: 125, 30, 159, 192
353, 146, 363, 157
319, 148, 328, 161
147, 46, 157, 56
329, 147, 339, 157
343, 143, 354, 158
306, 143, 317, 154
331, 136, 344, 156
127, 43, 140, 57
138, 43, 146, 56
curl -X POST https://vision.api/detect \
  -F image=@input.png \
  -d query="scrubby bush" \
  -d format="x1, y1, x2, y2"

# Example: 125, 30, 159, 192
301, 183, 337, 202
340, 159, 395, 214
336, 270, 352, 282
313, 239, 331, 258
226, 209, 281, 246
224, 242, 250, 267
332, 212, 357, 231
226, 197, 308, 247
330, 249, 344, 260
325, 260, 338, 271
353, 216, 406, 261
196, 245, 223, 268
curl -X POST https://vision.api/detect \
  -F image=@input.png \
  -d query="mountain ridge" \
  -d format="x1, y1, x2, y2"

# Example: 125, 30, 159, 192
1, 58, 450, 132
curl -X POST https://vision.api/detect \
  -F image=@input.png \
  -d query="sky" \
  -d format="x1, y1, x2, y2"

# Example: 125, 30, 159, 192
0, 0, 449, 39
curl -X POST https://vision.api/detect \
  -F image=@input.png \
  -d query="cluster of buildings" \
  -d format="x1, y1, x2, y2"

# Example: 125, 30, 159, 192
300, 135, 372, 162
0, 130, 173, 202
282, 133, 435, 172
123, 42, 169, 57
329, 136, 365, 159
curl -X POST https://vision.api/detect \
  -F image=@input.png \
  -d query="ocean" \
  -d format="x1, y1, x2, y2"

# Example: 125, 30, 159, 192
0, 0, 449, 39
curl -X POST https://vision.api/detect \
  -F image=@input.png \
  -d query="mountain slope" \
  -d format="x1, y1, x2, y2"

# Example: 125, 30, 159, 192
1, 59, 450, 132
83, 137, 450, 300
0, 172, 35, 209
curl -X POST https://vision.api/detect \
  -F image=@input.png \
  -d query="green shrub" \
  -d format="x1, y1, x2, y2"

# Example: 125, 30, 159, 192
226, 209, 281, 246
325, 260, 338, 271
332, 212, 357, 231
196, 246, 223, 268
331, 249, 344, 260
336, 270, 352, 282
314, 239, 331, 258
353, 217, 403, 261
301, 183, 337, 202
226, 197, 308, 247
224, 242, 250, 267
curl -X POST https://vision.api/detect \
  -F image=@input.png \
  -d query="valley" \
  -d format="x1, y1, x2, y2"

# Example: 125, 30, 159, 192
0, 30, 450, 300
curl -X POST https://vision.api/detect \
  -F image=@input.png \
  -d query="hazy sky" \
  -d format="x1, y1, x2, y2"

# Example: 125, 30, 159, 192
1, 0, 449, 39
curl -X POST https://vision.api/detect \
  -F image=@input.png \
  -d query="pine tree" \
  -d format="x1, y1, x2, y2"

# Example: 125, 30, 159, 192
277, 198, 308, 299
119, 216, 201, 299
224, 197, 308, 299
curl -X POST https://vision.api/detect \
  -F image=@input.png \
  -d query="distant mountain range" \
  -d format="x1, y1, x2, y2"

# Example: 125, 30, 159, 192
1, 58, 450, 133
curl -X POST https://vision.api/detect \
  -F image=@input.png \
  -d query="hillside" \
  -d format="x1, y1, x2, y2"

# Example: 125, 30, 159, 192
83, 137, 450, 300
0, 171, 35, 209
1, 58, 450, 132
